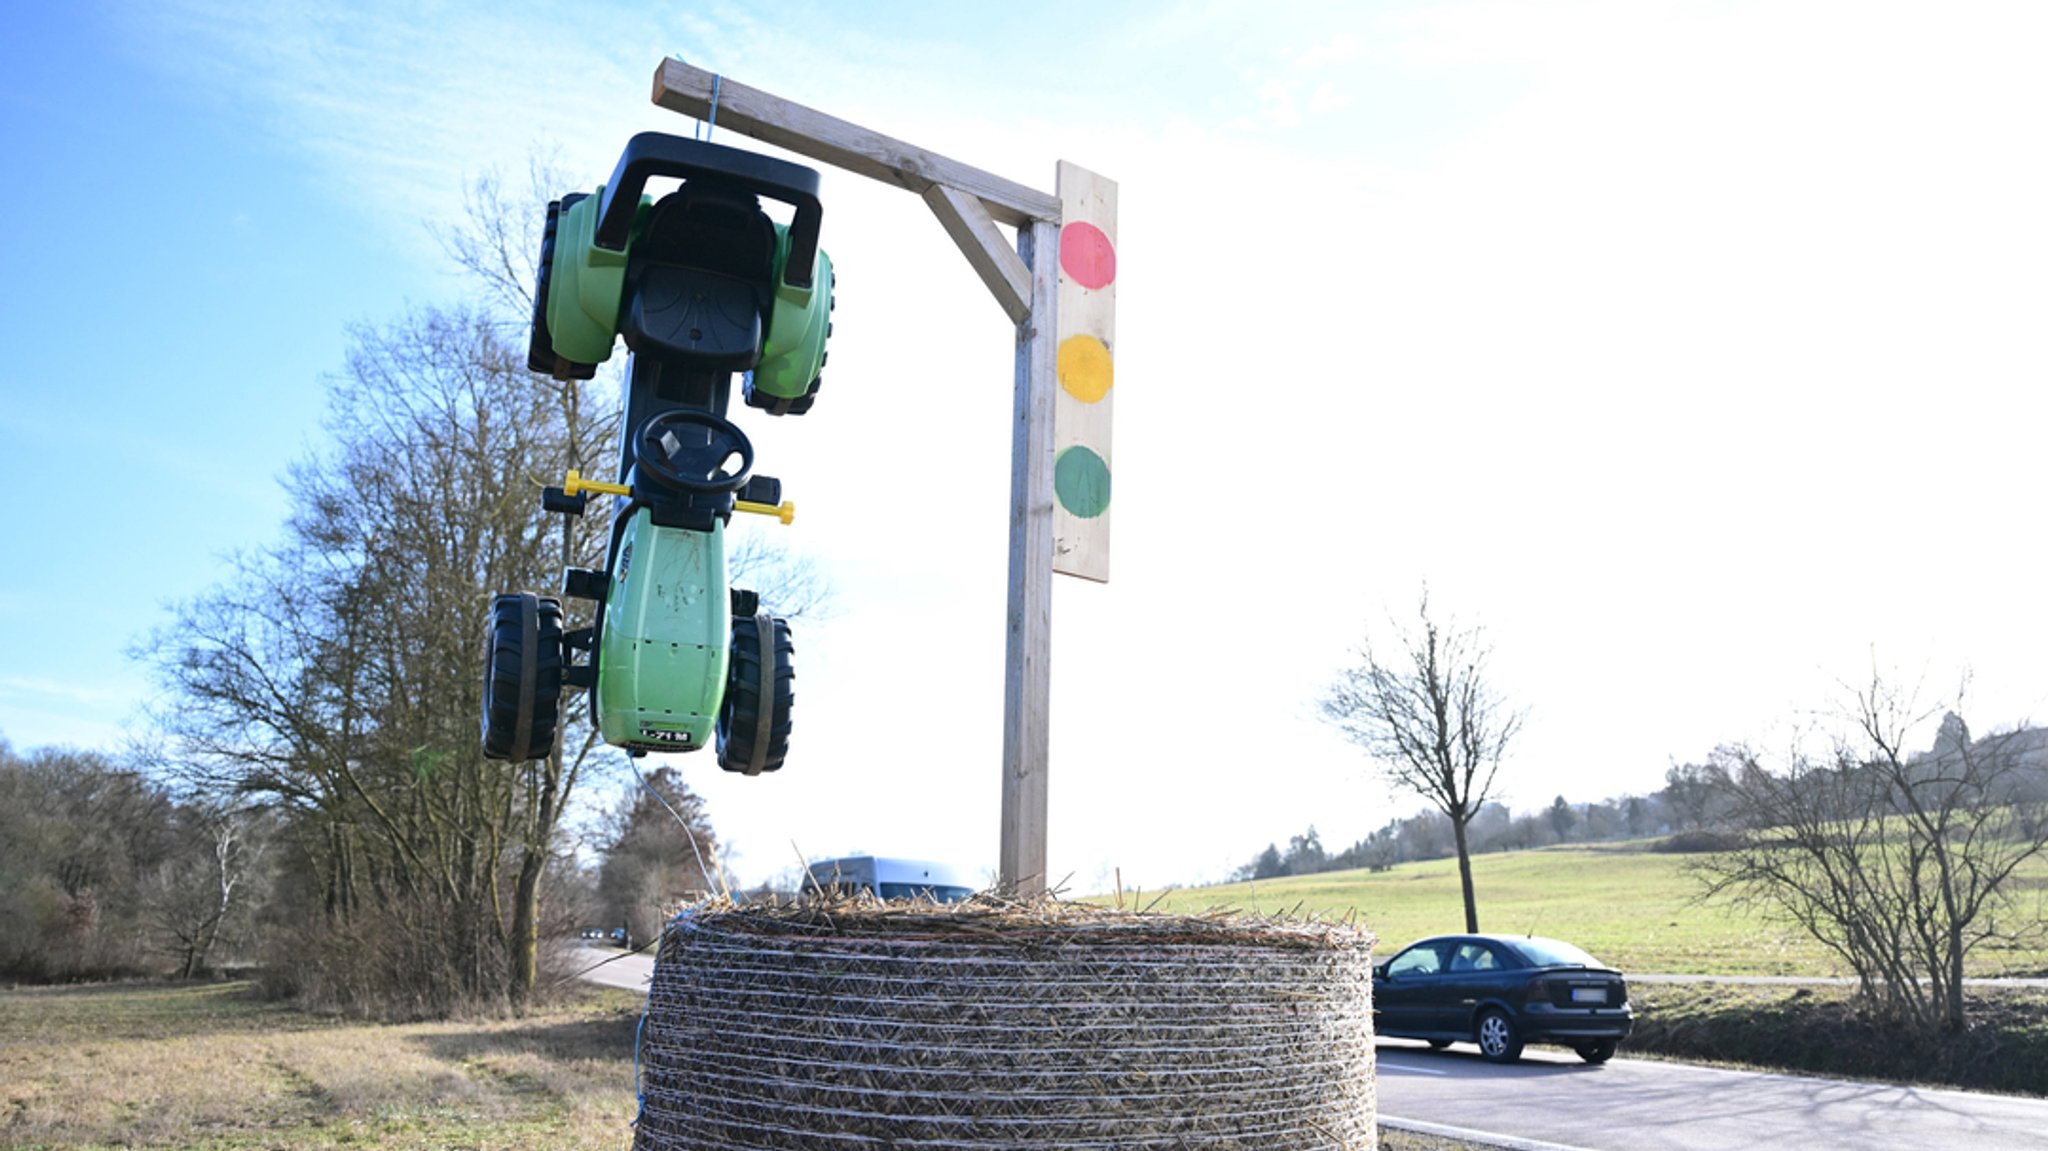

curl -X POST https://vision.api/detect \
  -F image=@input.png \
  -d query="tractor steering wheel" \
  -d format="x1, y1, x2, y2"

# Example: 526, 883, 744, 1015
633, 409, 755, 495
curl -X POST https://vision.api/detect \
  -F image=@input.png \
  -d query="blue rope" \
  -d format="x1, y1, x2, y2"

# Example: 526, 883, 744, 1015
669, 55, 722, 141
631, 985, 651, 1127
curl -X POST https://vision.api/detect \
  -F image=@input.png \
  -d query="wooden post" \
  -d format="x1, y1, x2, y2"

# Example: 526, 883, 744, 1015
649, 59, 1099, 895
1000, 220, 1059, 897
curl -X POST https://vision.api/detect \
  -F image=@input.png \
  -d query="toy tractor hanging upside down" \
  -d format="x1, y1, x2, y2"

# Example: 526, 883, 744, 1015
480, 132, 834, 774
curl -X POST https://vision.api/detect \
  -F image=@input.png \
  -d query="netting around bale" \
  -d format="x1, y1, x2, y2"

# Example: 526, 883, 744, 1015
631, 899, 1377, 1151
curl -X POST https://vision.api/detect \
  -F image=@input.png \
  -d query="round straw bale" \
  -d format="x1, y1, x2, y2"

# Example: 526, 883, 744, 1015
631, 898, 1377, 1150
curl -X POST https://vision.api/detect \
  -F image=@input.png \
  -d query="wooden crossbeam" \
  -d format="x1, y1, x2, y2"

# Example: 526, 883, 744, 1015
652, 59, 1060, 226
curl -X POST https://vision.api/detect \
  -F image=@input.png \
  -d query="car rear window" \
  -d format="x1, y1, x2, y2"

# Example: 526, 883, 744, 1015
877, 882, 974, 902
1506, 938, 1605, 968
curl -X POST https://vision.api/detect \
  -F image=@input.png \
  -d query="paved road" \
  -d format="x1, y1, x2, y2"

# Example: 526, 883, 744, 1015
1377, 1039, 2048, 1151
569, 949, 2048, 1148
565, 941, 654, 993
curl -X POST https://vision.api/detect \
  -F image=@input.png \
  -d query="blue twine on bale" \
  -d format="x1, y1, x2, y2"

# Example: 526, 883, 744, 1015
630, 993, 651, 1128
631, 907, 699, 1130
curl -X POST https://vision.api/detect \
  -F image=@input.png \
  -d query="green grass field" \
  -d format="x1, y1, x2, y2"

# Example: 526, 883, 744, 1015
1124, 840, 2048, 978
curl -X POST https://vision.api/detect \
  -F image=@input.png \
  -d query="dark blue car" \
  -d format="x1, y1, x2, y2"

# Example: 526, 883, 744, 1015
1373, 934, 1635, 1064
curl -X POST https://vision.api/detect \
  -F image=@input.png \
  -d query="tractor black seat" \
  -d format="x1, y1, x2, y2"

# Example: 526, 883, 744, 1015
620, 185, 777, 368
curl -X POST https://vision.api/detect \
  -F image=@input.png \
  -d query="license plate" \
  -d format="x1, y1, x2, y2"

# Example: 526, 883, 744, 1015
1570, 987, 1608, 1005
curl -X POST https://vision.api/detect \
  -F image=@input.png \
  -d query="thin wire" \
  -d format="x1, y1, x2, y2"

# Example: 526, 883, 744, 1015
628, 753, 719, 895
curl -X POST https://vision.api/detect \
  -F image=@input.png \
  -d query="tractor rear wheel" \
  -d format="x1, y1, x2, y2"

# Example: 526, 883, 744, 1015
481, 592, 566, 761
526, 193, 596, 380
743, 269, 832, 416
717, 614, 794, 775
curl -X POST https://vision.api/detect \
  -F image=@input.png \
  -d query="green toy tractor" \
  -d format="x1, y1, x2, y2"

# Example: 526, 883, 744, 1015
480, 132, 834, 774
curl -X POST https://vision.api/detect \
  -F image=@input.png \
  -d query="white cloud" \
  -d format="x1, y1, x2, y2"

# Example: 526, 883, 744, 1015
1297, 33, 1364, 71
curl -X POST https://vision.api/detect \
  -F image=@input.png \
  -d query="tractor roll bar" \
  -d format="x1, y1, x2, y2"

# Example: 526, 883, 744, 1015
594, 132, 824, 289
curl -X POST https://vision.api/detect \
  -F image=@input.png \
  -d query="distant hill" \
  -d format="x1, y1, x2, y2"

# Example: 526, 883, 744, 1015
1122, 840, 2048, 977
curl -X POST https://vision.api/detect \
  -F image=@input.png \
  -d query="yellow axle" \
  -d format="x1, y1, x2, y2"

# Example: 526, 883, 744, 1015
563, 470, 795, 525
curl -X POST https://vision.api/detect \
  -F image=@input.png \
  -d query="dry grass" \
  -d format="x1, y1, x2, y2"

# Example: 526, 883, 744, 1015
1628, 981, 2048, 1096
0, 980, 645, 1149
0, 966, 1498, 1151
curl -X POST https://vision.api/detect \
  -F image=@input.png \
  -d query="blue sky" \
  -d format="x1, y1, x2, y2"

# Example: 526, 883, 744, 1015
4, 1, 2046, 891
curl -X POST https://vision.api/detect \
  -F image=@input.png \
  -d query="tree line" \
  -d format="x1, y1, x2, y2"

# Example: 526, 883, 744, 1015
0, 743, 271, 982
1232, 784, 1685, 883
0, 727, 730, 997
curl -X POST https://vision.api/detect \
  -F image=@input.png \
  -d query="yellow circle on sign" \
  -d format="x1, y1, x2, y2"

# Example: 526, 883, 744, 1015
1057, 334, 1113, 404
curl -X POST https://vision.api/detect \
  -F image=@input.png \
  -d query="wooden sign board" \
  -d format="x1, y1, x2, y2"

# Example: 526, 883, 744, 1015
1051, 161, 1116, 583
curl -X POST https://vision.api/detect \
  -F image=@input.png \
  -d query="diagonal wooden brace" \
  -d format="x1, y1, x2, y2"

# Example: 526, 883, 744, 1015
923, 184, 1033, 324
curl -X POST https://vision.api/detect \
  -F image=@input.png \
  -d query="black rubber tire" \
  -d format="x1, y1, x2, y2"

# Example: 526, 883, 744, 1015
1576, 1039, 1618, 1064
480, 593, 565, 761
1425, 1039, 1452, 1050
527, 194, 597, 380
1474, 1008, 1524, 1064
526, 198, 566, 374
743, 272, 831, 416
743, 371, 821, 417
716, 614, 794, 775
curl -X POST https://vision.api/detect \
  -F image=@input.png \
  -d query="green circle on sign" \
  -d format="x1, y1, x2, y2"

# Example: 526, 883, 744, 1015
1054, 446, 1111, 519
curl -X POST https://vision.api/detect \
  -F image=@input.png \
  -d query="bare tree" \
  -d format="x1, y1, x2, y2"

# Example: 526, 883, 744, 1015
1321, 592, 1522, 932
146, 299, 616, 1013
1694, 673, 2048, 1034
147, 805, 267, 979
728, 526, 834, 620
1660, 760, 1731, 831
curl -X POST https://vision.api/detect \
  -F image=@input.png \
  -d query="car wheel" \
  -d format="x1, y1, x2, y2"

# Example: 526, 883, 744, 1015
1576, 1040, 1618, 1064
1474, 1008, 1523, 1063
1425, 1039, 1452, 1050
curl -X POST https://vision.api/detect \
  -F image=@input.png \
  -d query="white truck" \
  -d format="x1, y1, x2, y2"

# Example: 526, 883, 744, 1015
805, 855, 976, 902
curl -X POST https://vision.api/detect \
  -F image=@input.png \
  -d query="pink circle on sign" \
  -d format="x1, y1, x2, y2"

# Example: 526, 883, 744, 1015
1059, 221, 1116, 290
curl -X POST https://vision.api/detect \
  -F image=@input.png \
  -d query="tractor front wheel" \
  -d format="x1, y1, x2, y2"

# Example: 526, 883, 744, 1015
717, 614, 794, 775
481, 592, 566, 761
